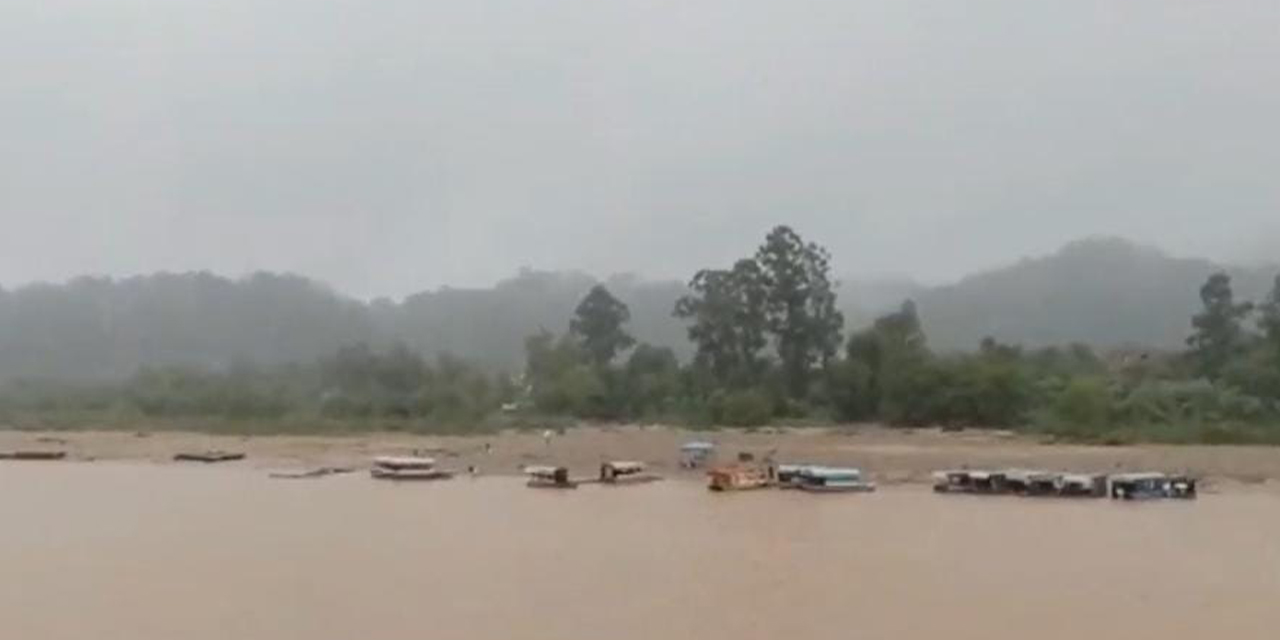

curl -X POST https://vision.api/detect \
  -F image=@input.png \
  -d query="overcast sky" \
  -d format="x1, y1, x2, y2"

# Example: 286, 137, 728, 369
2, 0, 1277, 298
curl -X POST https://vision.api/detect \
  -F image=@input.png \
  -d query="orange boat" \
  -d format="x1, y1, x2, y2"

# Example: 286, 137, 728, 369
707, 465, 774, 491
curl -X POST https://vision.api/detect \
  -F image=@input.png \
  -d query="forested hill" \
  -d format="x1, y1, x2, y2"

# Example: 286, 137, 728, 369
0, 237, 1273, 381
914, 237, 1276, 351
0, 270, 690, 380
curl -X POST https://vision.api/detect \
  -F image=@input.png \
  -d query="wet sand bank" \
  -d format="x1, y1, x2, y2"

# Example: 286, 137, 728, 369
5, 425, 1280, 488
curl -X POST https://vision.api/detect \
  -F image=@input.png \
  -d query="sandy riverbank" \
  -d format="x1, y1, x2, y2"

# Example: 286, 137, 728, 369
5, 425, 1280, 488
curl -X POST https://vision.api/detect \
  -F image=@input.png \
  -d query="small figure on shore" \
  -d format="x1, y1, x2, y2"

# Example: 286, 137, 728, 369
467, 465, 478, 476
484, 442, 492, 455
542, 430, 553, 448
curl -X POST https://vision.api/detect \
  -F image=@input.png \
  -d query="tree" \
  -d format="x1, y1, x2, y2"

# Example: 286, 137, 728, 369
569, 285, 635, 367
674, 259, 770, 388
1259, 274, 1280, 358
1186, 273, 1253, 379
834, 300, 930, 422
623, 344, 682, 417
755, 226, 844, 398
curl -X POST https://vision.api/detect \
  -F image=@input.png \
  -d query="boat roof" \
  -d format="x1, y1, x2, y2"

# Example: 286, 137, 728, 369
523, 465, 562, 476
374, 456, 436, 466
681, 442, 716, 451
1111, 472, 1168, 482
777, 463, 816, 472
800, 466, 863, 479
604, 461, 646, 471
1004, 469, 1058, 481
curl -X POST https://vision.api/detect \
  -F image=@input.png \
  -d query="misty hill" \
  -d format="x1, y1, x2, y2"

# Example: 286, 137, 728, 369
0, 237, 1274, 381
0, 273, 376, 381
914, 237, 1276, 351
372, 270, 690, 372
0, 270, 690, 381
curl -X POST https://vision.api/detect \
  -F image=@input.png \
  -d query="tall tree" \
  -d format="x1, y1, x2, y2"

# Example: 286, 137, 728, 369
569, 285, 635, 367
1186, 273, 1253, 379
755, 226, 844, 397
673, 259, 769, 387
1259, 274, 1280, 358
838, 300, 930, 420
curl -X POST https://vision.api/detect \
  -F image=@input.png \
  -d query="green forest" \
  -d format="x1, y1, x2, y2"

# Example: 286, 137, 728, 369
3, 226, 1280, 444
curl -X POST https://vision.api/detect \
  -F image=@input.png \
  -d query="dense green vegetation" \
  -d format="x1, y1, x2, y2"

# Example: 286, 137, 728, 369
1, 227, 1279, 442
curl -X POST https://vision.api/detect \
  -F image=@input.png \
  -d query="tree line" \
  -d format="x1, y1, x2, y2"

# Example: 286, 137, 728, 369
521, 226, 1280, 442
3, 226, 1279, 442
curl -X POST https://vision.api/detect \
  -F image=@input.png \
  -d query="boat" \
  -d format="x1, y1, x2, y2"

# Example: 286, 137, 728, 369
775, 464, 815, 486
1059, 473, 1108, 497
707, 464, 773, 491
269, 466, 354, 480
372, 455, 437, 471
793, 466, 876, 493
0, 450, 67, 461
599, 461, 660, 484
1005, 469, 1061, 496
525, 465, 578, 489
370, 467, 454, 481
173, 451, 246, 463
1109, 473, 1197, 500
932, 469, 1008, 494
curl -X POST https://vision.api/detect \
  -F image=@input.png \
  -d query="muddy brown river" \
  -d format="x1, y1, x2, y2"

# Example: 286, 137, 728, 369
2, 463, 1277, 639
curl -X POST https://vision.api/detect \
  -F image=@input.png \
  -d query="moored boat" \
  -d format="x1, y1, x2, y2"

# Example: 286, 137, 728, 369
0, 450, 67, 461
794, 466, 876, 493
1059, 473, 1108, 497
707, 464, 773, 491
173, 451, 245, 463
526, 465, 578, 489
372, 455, 437, 471
1005, 469, 1060, 496
600, 461, 661, 484
1109, 472, 1197, 500
932, 469, 1008, 494
370, 454, 453, 481
775, 464, 814, 487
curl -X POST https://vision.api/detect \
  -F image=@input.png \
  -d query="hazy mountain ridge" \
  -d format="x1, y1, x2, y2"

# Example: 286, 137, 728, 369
915, 237, 1276, 351
0, 238, 1273, 381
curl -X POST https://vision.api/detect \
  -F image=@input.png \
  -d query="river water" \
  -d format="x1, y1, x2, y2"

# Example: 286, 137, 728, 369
2, 463, 1277, 639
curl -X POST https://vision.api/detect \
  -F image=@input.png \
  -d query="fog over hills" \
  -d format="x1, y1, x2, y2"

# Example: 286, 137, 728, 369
0, 237, 1274, 381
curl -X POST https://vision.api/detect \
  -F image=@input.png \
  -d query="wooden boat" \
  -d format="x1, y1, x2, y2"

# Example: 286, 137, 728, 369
707, 465, 773, 491
173, 451, 246, 463
599, 461, 660, 485
370, 467, 454, 481
1005, 469, 1061, 496
932, 470, 1008, 494
1059, 473, 1108, 497
0, 450, 67, 461
775, 464, 814, 487
372, 456, 437, 471
525, 465, 578, 489
1109, 473, 1197, 500
269, 466, 354, 480
794, 467, 876, 493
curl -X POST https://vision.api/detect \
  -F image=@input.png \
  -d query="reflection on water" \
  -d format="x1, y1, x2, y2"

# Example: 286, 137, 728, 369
2, 463, 1278, 640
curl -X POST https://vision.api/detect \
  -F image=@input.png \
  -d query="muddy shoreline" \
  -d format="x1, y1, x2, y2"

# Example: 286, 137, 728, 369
4, 425, 1280, 489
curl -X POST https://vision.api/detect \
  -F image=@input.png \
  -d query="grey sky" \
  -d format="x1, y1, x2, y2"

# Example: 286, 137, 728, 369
2, 0, 1277, 299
